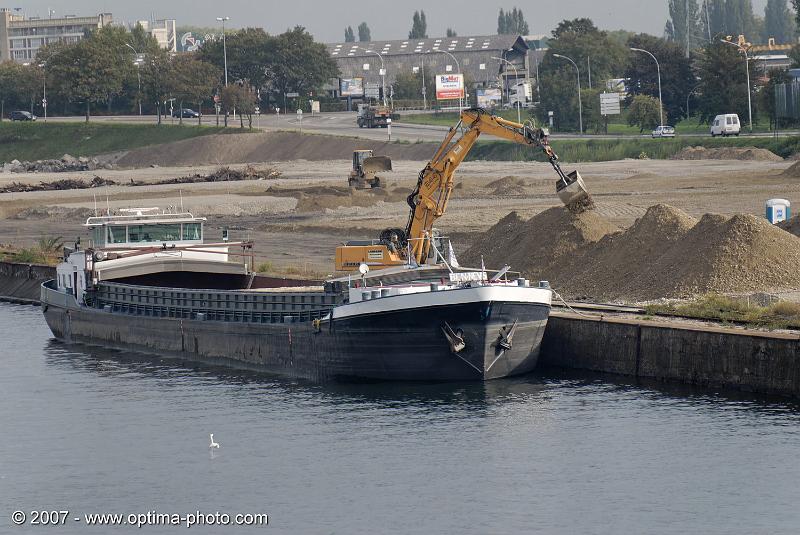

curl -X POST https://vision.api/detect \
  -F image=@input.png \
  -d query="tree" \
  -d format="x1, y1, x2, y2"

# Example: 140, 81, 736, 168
693, 40, 753, 123
409, 10, 427, 39
763, 0, 795, 42
626, 33, 695, 121
137, 48, 172, 124
537, 18, 628, 131
42, 26, 131, 122
198, 28, 273, 90
497, 7, 529, 35
169, 56, 221, 125
392, 66, 434, 101
627, 94, 665, 131
665, 0, 703, 54
446, 28, 457, 37
704, 0, 728, 37
0, 61, 40, 120
344, 26, 355, 42
358, 22, 371, 42
266, 26, 339, 105
221, 84, 256, 128
724, 0, 756, 39
795, 0, 800, 29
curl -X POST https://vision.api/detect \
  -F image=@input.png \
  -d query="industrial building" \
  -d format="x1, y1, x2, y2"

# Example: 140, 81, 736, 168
134, 19, 177, 52
325, 33, 542, 104
0, 8, 112, 62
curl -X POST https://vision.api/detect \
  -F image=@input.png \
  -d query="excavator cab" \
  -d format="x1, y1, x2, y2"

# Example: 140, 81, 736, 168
348, 150, 392, 189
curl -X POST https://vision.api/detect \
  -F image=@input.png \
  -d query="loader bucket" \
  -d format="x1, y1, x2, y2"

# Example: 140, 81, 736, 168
556, 170, 591, 208
362, 156, 393, 174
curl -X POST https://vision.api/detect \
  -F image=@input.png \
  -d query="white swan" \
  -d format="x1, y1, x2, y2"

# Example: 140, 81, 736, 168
209, 433, 220, 449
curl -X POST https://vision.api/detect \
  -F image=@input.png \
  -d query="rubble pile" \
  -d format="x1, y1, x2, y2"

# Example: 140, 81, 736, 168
1, 154, 113, 173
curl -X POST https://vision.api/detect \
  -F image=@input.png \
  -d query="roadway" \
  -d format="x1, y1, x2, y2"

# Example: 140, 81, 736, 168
39, 111, 798, 142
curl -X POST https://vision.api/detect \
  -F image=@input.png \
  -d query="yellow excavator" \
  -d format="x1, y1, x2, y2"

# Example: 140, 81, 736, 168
334, 107, 591, 271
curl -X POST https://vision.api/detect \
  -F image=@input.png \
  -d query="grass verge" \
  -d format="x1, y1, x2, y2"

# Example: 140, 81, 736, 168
467, 136, 800, 163
0, 122, 228, 163
645, 294, 800, 330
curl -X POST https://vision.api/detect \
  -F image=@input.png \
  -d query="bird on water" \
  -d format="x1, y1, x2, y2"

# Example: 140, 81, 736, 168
209, 433, 220, 449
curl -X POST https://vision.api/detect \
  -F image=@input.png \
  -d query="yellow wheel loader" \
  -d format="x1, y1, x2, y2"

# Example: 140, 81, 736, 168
348, 149, 393, 189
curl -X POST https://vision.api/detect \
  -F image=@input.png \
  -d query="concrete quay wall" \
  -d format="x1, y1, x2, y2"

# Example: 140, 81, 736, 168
0, 261, 54, 304
541, 312, 800, 398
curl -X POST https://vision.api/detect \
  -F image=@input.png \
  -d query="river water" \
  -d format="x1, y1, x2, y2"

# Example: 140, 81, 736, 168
2, 302, 799, 534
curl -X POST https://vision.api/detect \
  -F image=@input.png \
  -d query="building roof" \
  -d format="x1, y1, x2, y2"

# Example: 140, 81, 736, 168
327, 34, 528, 58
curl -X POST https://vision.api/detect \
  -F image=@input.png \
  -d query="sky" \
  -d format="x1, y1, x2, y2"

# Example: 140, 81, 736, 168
11, 0, 772, 42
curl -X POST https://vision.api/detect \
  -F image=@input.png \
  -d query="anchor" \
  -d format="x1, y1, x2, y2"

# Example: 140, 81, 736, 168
497, 320, 518, 351
441, 322, 466, 353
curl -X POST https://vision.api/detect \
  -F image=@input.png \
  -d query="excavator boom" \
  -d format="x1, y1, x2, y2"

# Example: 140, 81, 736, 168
334, 107, 591, 271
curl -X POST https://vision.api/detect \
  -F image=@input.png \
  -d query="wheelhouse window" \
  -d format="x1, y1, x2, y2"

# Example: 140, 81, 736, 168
128, 224, 182, 243
182, 223, 202, 241
107, 226, 127, 244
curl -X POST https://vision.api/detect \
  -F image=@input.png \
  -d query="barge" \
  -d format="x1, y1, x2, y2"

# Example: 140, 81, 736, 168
41, 209, 552, 381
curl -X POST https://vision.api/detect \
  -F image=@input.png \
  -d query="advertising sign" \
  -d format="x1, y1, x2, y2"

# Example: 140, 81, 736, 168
340, 78, 364, 97
476, 88, 502, 108
435, 74, 464, 100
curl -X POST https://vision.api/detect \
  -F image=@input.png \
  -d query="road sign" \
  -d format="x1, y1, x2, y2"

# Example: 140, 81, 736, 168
296, 109, 302, 115
213, 94, 220, 103
255, 106, 260, 115
286, 92, 299, 98
600, 92, 621, 116
364, 82, 380, 99
41, 98, 47, 106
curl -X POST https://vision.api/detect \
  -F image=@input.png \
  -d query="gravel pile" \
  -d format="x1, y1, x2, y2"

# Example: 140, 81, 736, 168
778, 215, 800, 237
671, 146, 783, 161
465, 204, 800, 302
781, 161, 800, 178
1, 154, 112, 173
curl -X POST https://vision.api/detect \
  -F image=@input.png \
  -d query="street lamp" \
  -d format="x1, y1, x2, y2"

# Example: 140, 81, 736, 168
426, 49, 463, 110
124, 43, 143, 116
630, 47, 663, 127
216, 16, 230, 86
361, 48, 387, 107
720, 38, 753, 133
552, 53, 583, 134
491, 56, 520, 123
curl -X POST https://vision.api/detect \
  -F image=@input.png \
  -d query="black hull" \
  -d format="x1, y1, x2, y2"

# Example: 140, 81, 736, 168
42, 288, 549, 382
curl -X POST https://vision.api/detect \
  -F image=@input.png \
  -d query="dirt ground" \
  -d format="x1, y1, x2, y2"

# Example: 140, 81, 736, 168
1, 157, 797, 279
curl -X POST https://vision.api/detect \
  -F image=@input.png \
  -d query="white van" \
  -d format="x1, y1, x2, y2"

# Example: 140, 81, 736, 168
710, 114, 741, 137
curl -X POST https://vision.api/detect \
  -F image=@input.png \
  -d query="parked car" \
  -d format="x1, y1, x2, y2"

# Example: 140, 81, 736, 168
172, 108, 200, 118
9, 110, 36, 121
651, 125, 675, 138
710, 114, 740, 137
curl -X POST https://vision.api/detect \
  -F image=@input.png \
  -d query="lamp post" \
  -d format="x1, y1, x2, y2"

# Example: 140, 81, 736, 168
630, 47, 663, 127
124, 43, 143, 116
37, 61, 47, 122
720, 38, 753, 133
362, 48, 387, 107
216, 16, 230, 86
428, 49, 463, 110
552, 53, 583, 134
492, 56, 520, 123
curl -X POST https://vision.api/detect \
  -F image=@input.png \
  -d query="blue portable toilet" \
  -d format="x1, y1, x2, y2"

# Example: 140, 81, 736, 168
766, 199, 791, 224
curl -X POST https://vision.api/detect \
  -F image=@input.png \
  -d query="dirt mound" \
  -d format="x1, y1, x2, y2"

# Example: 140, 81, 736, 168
485, 175, 527, 195
671, 146, 783, 162
464, 204, 800, 301
115, 132, 438, 168
781, 161, 800, 178
264, 184, 409, 213
11, 206, 96, 221
460, 207, 619, 286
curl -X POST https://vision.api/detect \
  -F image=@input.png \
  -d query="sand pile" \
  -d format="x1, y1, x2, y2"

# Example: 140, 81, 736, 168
485, 176, 528, 195
671, 146, 783, 161
781, 161, 800, 178
465, 204, 800, 301
264, 185, 409, 213
460, 207, 619, 288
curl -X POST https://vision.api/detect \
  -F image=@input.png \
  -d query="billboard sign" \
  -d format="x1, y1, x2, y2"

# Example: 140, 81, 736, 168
435, 74, 464, 100
340, 78, 364, 97
477, 88, 502, 108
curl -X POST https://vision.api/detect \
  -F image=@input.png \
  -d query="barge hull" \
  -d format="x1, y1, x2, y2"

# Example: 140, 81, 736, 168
42, 284, 549, 382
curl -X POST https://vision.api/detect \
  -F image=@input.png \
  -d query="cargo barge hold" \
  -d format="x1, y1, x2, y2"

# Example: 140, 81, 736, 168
41, 209, 551, 382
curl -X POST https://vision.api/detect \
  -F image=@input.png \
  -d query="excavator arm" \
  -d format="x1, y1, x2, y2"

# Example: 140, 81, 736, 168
334, 107, 590, 271
404, 107, 588, 264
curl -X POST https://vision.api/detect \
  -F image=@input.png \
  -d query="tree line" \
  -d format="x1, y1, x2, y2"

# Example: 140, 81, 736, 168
0, 24, 339, 125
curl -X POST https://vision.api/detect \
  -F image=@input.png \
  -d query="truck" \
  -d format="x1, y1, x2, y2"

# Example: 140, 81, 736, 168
356, 104, 399, 128
508, 81, 533, 109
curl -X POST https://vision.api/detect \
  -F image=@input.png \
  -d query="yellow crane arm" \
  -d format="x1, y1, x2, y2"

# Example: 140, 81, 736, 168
405, 107, 562, 264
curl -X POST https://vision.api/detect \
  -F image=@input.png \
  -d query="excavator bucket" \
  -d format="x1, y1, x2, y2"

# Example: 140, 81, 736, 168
556, 170, 592, 209
361, 156, 393, 174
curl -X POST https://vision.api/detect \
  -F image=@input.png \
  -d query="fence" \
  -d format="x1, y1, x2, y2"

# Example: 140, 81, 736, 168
775, 81, 800, 119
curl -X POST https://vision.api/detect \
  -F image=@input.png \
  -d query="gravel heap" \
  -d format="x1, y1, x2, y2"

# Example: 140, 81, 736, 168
464, 204, 800, 302
670, 146, 783, 161
781, 161, 800, 178
485, 176, 528, 195
778, 215, 800, 237
1, 154, 112, 173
